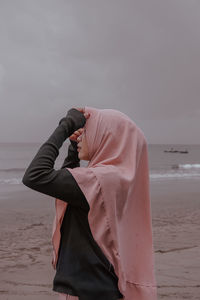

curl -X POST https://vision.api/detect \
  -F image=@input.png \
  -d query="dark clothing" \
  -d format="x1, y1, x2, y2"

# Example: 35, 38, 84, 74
22, 109, 123, 300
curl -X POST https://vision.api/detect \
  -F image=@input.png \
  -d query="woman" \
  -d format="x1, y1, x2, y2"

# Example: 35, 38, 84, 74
22, 106, 157, 300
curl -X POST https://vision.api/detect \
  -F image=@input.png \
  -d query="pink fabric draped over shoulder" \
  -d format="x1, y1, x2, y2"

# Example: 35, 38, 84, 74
52, 106, 158, 300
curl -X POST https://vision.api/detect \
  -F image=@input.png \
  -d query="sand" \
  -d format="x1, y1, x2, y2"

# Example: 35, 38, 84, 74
151, 179, 200, 299
0, 178, 200, 300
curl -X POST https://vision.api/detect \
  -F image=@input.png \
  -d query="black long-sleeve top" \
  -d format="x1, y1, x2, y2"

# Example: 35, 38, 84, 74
22, 108, 123, 300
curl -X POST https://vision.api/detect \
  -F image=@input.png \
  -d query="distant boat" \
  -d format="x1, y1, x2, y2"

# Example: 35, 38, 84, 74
164, 147, 188, 153
171, 164, 179, 169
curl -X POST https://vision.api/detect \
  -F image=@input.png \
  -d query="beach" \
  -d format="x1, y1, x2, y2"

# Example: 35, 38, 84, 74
0, 178, 200, 300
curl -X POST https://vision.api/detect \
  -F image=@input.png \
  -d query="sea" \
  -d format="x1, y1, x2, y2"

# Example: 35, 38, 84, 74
0, 143, 200, 188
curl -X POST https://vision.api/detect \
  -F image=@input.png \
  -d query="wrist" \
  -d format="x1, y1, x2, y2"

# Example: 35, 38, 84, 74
59, 108, 86, 137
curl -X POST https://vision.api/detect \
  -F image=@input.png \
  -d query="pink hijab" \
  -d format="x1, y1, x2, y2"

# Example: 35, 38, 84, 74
52, 106, 157, 300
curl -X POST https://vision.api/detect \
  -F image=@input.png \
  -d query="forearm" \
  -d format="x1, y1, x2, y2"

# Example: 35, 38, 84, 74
22, 125, 69, 184
22, 108, 85, 185
21, 109, 87, 207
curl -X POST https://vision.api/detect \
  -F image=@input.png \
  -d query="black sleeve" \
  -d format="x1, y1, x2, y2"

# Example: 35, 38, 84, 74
22, 108, 89, 211
61, 140, 80, 169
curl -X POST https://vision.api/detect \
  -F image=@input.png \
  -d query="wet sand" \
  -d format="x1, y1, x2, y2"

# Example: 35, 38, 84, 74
151, 178, 200, 299
0, 178, 200, 299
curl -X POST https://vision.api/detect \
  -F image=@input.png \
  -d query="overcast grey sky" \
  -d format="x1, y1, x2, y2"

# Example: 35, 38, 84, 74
0, 0, 199, 144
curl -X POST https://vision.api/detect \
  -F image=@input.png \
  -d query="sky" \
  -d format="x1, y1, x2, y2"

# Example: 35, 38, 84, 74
0, 0, 200, 144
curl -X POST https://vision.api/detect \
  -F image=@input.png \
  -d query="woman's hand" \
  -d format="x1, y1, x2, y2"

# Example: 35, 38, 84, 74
69, 107, 90, 142
69, 128, 84, 142
73, 107, 90, 119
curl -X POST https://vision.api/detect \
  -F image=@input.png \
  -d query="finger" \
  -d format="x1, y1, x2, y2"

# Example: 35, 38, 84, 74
69, 128, 83, 141
69, 136, 76, 141
73, 130, 79, 135
84, 112, 90, 119
73, 107, 90, 119
69, 133, 77, 138
74, 128, 83, 135
73, 107, 85, 113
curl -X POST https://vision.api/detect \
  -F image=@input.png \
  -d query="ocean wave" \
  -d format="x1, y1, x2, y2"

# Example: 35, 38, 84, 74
0, 178, 22, 184
0, 168, 25, 172
178, 164, 200, 169
1, 172, 200, 185
150, 172, 200, 180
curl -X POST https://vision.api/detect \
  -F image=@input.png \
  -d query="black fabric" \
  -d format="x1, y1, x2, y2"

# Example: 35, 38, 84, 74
22, 109, 123, 300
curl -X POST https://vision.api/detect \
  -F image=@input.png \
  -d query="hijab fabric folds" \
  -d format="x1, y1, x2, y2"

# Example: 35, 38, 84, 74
52, 106, 157, 300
